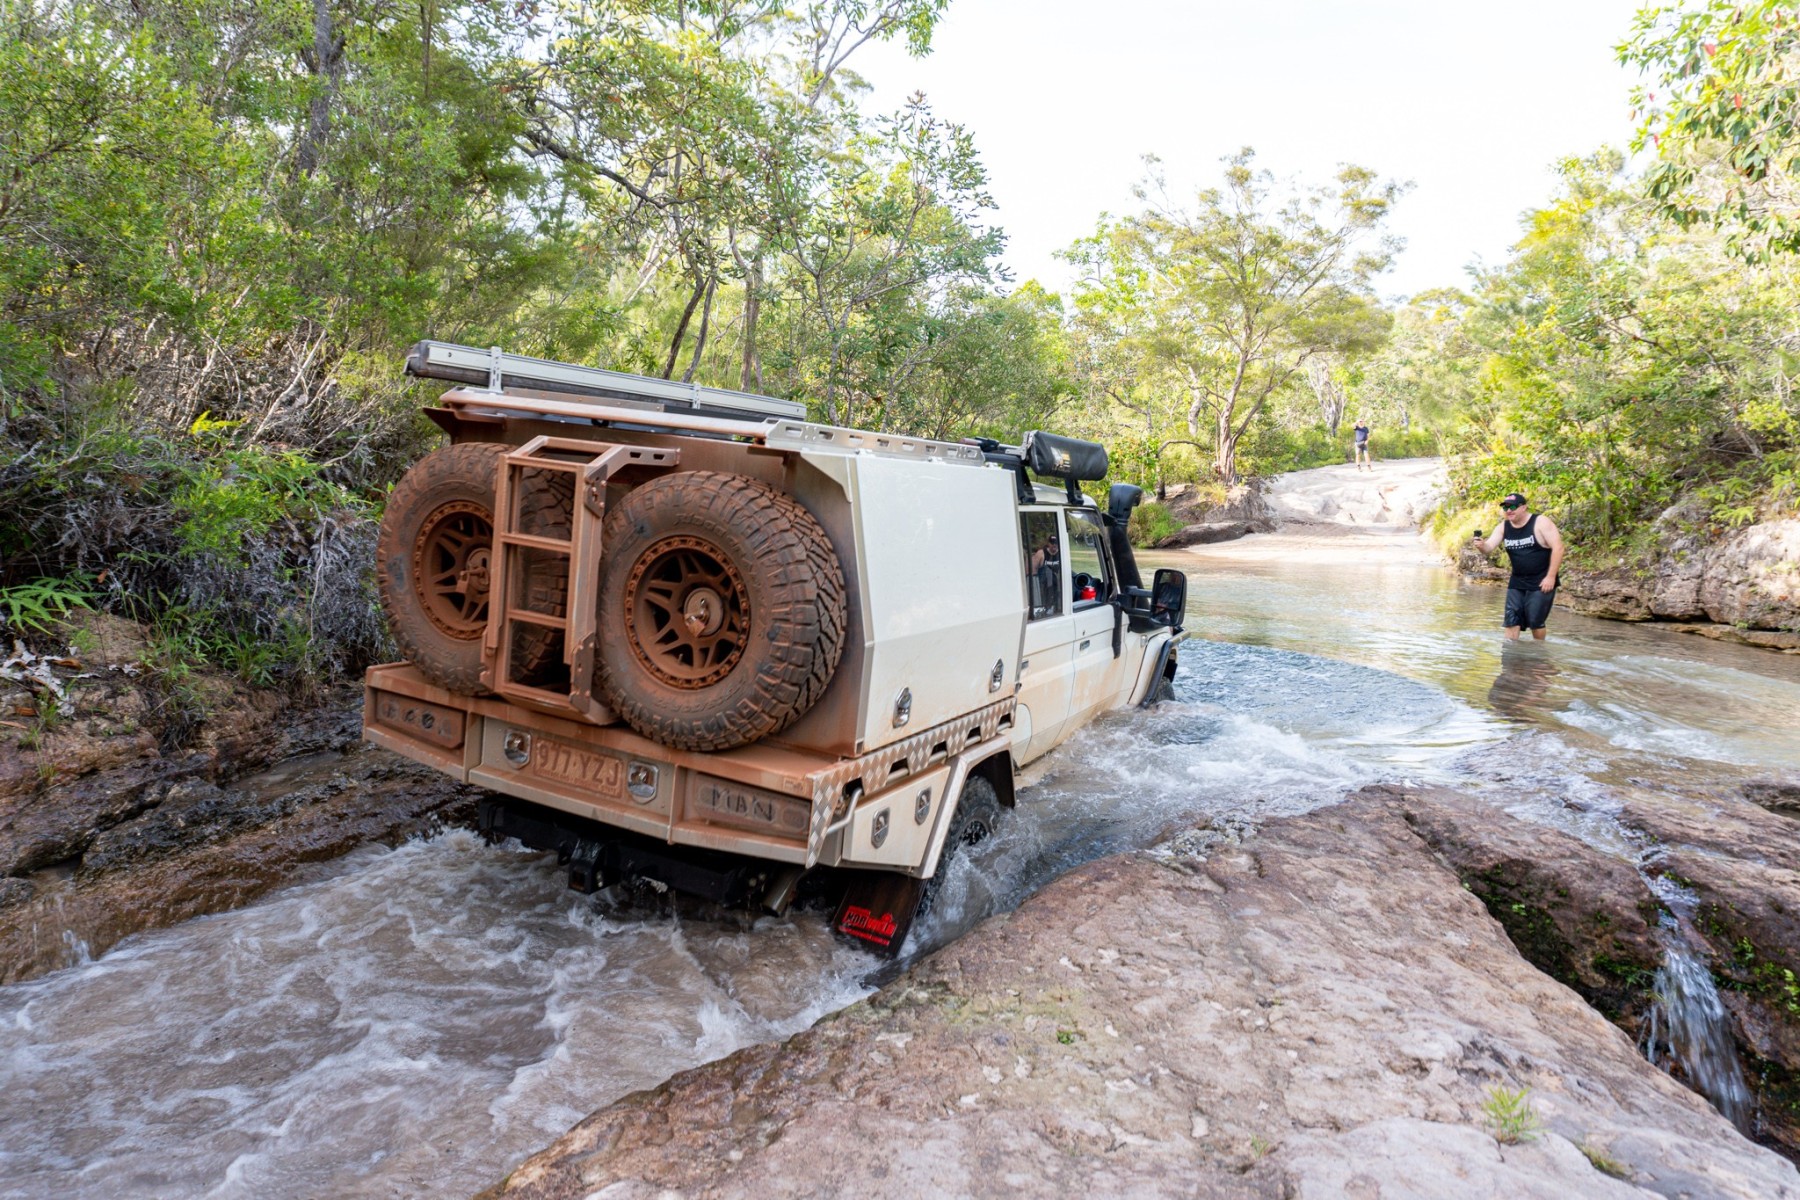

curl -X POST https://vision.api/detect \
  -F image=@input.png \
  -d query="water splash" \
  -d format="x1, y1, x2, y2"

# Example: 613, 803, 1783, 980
1642, 878, 1754, 1133
59, 929, 92, 970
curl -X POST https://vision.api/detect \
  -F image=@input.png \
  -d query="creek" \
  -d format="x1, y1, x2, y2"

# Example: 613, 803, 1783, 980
3, 545, 1799, 1198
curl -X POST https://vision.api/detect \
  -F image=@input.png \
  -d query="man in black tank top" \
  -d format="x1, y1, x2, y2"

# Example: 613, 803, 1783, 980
1469, 491, 1566, 641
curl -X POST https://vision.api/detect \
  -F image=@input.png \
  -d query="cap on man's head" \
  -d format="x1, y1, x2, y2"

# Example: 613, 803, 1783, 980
1500, 492, 1528, 510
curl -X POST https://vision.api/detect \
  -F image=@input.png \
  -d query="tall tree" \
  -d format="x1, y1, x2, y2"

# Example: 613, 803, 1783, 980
1088, 150, 1401, 483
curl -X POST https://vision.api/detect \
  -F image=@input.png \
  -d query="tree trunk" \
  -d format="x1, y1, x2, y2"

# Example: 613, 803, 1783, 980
1216, 407, 1238, 485
419, 1, 434, 98
294, 0, 345, 177
681, 276, 717, 383
662, 279, 705, 380
739, 254, 763, 392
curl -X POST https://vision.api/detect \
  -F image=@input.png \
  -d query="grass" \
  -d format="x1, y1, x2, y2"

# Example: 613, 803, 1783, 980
1480, 1085, 1542, 1145
1578, 1140, 1631, 1179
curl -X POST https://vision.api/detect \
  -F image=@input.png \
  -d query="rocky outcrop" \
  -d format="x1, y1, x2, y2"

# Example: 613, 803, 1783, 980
1262, 459, 1446, 529
0, 740, 478, 984
1153, 517, 1276, 548
1152, 480, 1274, 548
1157, 461, 1446, 549
1610, 784, 1800, 1153
1390, 786, 1663, 1023
483, 795, 1796, 1200
0, 629, 482, 984
0, 681, 361, 878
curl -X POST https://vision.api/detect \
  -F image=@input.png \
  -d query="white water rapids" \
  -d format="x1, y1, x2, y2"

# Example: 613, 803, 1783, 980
3, 546, 1799, 1197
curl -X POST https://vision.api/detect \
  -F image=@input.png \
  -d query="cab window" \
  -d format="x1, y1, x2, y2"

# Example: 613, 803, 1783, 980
1020, 511, 1063, 620
1065, 509, 1112, 606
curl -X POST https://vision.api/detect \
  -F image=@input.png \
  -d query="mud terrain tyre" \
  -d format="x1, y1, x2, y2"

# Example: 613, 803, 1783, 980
376, 442, 571, 694
596, 471, 846, 751
940, 774, 1003, 854
917, 773, 1003, 920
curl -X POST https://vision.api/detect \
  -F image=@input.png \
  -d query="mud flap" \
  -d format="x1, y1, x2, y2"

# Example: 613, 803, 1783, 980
833, 871, 928, 956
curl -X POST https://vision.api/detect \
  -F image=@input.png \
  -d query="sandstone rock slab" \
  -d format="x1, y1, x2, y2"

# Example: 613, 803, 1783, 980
484, 798, 1795, 1200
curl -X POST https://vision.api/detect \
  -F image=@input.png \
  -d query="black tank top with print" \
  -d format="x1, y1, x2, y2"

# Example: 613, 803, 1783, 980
1502, 514, 1552, 585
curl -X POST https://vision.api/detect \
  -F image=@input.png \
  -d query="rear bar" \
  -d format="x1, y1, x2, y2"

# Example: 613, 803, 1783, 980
365, 662, 1016, 869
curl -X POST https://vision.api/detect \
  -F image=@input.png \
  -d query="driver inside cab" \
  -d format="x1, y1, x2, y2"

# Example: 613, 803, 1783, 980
1027, 525, 1062, 617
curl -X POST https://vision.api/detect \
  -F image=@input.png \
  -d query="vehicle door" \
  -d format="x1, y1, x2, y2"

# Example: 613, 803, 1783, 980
1065, 507, 1132, 726
1014, 508, 1077, 763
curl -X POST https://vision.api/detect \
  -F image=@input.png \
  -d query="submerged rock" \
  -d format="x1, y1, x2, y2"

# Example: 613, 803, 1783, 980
484, 797, 1795, 1199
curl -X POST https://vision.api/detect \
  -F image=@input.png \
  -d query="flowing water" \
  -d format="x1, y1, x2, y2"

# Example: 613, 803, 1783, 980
1641, 878, 1756, 1132
4, 542, 1800, 1197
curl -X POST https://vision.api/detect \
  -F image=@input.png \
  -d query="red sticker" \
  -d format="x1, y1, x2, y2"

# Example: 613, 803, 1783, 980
837, 905, 899, 947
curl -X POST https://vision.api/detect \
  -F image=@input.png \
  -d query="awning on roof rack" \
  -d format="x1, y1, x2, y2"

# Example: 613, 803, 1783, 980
404, 340, 806, 421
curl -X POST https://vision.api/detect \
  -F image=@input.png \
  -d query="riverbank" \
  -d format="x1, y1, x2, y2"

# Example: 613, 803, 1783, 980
0, 619, 474, 983
484, 789, 1799, 1199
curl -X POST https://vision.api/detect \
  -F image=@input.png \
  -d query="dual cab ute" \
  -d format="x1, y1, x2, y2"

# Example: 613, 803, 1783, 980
364, 343, 1187, 951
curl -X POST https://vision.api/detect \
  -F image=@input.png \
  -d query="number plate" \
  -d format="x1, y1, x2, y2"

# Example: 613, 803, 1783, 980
526, 738, 625, 799
691, 778, 809, 835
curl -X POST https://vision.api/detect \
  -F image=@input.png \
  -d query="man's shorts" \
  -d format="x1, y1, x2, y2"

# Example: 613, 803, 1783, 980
1504, 583, 1556, 630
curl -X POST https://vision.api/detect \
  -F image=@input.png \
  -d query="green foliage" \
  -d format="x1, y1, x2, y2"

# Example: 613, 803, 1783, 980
1240, 423, 1438, 476
1622, 1, 1800, 261
0, 575, 95, 637
1128, 502, 1182, 548
1433, 151, 1800, 551
2, 0, 1071, 701
1062, 149, 1403, 484
1480, 1085, 1543, 1145
170, 442, 361, 565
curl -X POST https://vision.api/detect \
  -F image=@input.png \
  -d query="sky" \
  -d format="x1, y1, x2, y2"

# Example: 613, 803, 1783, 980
853, 0, 1649, 302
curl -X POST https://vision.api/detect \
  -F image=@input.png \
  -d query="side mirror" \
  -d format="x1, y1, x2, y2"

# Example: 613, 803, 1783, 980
1150, 568, 1187, 628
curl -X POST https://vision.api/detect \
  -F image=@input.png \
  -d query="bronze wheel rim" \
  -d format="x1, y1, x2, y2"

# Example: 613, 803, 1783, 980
623, 535, 750, 689
413, 500, 494, 639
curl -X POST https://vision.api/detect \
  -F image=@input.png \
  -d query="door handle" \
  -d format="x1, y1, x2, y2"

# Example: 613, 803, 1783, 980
1079, 639, 1091, 650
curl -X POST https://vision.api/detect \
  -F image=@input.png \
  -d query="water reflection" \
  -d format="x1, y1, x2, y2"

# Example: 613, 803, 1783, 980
1149, 550, 1800, 776
1486, 641, 1562, 722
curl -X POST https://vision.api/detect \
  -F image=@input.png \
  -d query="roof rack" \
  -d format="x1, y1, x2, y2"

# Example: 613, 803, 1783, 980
432, 387, 988, 467
405, 340, 806, 422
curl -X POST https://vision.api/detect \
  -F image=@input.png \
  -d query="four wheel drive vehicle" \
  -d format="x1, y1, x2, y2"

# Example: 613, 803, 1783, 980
364, 342, 1188, 952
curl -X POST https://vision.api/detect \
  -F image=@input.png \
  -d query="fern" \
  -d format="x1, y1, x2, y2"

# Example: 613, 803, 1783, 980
0, 575, 95, 636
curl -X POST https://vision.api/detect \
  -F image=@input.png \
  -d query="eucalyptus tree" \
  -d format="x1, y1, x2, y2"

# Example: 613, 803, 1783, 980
1086, 150, 1401, 484
1061, 222, 1203, 495
767, 97, 1002, 427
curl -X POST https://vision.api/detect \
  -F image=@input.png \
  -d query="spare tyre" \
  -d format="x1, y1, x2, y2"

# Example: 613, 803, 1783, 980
376, 442, 572, 694
596, 471, 846, 751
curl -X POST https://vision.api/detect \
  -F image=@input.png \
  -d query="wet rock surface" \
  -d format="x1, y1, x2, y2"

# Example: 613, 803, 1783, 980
0, 675, 364, 877
0, 681, 478, 985
0, 742, 478, 985
1389, 786, 1663, 1022
484, 795, 1796, 1200
1611, 785, 1800, 1155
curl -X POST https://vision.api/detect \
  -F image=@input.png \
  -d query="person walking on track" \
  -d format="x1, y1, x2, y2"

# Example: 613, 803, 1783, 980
1469, 492, 1566, 641
1352, 417, 1371, 471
